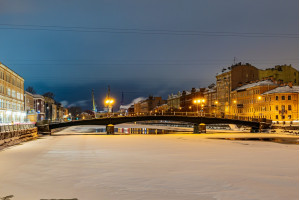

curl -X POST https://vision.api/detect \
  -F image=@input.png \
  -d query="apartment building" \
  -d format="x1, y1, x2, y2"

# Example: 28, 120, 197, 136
261, 84, 299, 122
33, 94, 45, 121
259, 65, 299, 86
230, 80, 278, 120
216, 63, 259, 116
0, 62, 26, 123
167, 92, 181, 111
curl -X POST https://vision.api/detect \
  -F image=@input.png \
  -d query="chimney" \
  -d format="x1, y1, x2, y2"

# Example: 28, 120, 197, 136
288, 82, 293, 88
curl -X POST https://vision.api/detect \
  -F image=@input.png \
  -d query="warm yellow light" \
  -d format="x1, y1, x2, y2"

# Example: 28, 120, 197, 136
215, 101, 218, 105
189, 106, 192, 109
104, 98, 115, 105
202, 99, 205, 103
257, 96, 262, 100
193, 100, 197, 104
197, 99, 201, 103
233, 100, 237, 104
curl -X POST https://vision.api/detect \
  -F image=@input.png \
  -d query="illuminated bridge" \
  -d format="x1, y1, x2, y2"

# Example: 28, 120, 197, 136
37, 115, 270, 134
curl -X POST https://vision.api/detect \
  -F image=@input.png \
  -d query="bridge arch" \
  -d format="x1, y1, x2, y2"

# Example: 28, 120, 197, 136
48, 116, 261, 131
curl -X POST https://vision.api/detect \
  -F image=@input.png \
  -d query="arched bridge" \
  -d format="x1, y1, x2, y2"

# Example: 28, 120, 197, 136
38, 115, 268, 133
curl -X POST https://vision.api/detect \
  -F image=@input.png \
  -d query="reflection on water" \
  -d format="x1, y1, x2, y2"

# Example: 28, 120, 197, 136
84, 128, 183, 134
213, 137, 299, 145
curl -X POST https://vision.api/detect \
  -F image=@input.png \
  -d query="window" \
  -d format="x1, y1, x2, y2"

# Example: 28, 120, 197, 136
282, 115, 285, 119
276, 96, 278, 100
276, 115, 278, 119
281, 105, 285, 110
288, 115, 292, 119
270, 106, 271, 111
281, 96, 285, 100
276, 105, 278, 111
288, 96, 291, 100
288, 105, 292, 110
12, 90, 16, 98
7, 88, 10, 96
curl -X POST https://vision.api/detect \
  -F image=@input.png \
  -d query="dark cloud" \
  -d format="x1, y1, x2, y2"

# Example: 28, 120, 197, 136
0, 0, 298, 110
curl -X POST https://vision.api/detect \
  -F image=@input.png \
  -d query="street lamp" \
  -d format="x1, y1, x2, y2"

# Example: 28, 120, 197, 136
257, 96, 262, 119
214, 101, 218, 117
193, 98, 205, 116
104, 98, 115, 113
233, 100, 237, 119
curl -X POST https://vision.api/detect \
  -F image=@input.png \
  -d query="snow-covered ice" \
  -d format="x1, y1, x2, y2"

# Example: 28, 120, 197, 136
0, 125, 298, 200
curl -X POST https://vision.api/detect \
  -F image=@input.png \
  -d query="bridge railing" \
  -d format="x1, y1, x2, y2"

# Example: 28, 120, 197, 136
120, 112, 267, 122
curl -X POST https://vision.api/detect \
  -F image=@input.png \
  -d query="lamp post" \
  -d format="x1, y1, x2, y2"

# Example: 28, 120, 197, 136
257, 96, 262, 120
214, 101, 218, 117
193, 98, 206, 116
104, 98, 115, 116
233, 100, 237, 119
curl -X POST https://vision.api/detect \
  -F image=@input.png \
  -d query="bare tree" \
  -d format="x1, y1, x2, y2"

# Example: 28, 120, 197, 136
26, 86, 36, 94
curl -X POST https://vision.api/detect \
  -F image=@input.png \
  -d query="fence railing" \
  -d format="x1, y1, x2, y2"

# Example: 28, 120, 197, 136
101, 112, 270, 123
0, 123, 37, 141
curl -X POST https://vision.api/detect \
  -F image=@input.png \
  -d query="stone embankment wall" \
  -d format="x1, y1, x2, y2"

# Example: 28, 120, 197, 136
0, 124, 37, 147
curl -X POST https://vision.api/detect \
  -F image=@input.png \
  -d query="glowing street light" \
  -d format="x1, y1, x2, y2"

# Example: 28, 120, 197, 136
257, 96, 262, 100
104, 98, 115, 113
193, 98, 206, 116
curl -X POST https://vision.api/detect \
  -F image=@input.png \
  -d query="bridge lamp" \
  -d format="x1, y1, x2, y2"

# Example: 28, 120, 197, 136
215, 101, 218, 105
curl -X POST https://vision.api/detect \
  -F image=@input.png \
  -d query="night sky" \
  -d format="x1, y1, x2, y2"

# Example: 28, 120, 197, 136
0, 0, 298, 110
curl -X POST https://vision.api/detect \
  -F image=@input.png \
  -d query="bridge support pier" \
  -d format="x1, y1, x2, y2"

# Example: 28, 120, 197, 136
193, 124, 199, 133
106, 124, 115, 135
193, 123, 206, 134
199, 123, 206, 133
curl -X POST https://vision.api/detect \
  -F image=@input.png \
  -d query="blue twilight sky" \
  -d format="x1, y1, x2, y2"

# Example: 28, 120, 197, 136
0, 0, 298, 110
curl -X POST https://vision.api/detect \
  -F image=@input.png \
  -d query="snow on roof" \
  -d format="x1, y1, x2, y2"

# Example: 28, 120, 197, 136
234, 80, 277, 91
262, 86, 299, 95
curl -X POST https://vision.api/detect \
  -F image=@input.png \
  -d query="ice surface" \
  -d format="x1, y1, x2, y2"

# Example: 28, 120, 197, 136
0, 125, 298, 200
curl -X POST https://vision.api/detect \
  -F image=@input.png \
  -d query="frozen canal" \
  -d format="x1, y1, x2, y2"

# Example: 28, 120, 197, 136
0, 125, 298, 200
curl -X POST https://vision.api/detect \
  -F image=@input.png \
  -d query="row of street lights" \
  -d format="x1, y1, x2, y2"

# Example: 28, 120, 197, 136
193, 98, 205, 116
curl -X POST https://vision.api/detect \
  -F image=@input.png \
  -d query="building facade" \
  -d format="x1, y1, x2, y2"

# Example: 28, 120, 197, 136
167, 92, 181, 111
259, 65, 299, 86
216, 63, 259, 116
134, 96, 166, 114
261, 85, 299, 122
180, 88, 206, 112
203, 84, 217, 115
230, 80, 278, 120
25, 91, 37, 122
0, 62, 26, 123
33, 94, 45, 121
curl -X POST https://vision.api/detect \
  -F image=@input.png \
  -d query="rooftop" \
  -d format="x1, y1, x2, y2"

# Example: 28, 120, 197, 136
233, 80, 277, 91
262, 85, 299, 95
